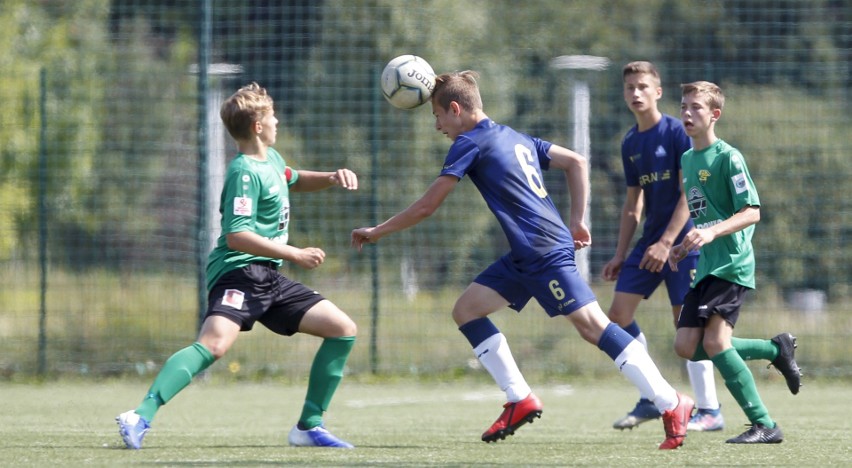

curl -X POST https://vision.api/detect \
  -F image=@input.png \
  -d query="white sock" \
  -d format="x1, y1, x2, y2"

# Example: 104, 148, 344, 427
613, 340, 678, 412
687, 359, 719, 410
635, 331, 648, 349
473, 333, 531, 402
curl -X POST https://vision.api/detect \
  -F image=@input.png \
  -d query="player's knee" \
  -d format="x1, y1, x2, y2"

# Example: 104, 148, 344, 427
673, 340, 694, 360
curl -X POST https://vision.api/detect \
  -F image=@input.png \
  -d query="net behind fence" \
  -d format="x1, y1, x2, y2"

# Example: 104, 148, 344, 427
1, 0, 849, 380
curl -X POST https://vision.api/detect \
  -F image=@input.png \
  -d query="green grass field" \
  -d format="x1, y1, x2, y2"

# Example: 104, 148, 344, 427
1, 378, 849, 467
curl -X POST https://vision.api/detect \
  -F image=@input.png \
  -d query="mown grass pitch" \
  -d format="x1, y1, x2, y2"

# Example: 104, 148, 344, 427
1, 378, 848, 466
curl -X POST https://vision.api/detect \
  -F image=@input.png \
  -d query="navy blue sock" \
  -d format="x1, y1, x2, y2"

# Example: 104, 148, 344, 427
597, 322, 635, 361
458, 317, 500, 348
623, 320, 642, 339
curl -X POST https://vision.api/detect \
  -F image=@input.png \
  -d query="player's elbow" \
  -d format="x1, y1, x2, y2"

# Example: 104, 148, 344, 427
414, 204, 438, 219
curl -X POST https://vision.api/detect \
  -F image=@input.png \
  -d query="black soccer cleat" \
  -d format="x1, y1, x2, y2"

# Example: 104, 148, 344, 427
769, 333, 802, 395
726, 423, 784, 444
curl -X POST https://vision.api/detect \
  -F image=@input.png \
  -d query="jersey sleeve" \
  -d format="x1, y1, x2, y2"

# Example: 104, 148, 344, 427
220, 163, 261, 235
726, 150, 760, 211
621, 133, 640, 187
440, 136, 479, 179
533, 137, 553, 170
673, 125, 692, 172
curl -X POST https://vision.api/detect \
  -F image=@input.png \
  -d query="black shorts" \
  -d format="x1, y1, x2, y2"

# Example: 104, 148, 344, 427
206, 262, 326, 336
677, 276, 748, 329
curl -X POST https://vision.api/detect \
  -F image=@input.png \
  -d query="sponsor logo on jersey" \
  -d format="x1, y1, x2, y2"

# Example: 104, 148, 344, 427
638, 170, 673, 186
655, 145, 667, 158
696, 219, 722, 229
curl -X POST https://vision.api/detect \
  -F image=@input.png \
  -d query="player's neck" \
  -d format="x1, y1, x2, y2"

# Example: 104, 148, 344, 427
635, 109, 662, 132
237, 140, 269, 161
691, 130, 717, 151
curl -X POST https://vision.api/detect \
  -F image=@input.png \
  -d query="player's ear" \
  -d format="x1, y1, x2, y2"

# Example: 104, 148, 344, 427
449, 101, 462, 116
711, 108, 722, 122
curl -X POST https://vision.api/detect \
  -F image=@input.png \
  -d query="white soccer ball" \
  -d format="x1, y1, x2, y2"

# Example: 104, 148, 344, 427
380, 55, 436, 110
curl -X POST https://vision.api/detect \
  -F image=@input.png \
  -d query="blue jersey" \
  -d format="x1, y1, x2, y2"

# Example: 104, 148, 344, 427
440, 119, 572, 266
621, 114, 693, 249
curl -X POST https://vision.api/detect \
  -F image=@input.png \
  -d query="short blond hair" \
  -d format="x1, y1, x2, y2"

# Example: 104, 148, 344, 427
680, 81, 725, 110
431, 70, 483, 112
220, 82, 274, 140
622, 61, 661, 87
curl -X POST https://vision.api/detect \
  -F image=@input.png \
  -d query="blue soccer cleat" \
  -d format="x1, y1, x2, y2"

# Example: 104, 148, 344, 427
288, 424, 354, 448
613, 398, 662, 430
687, 407, 725, 431
116, 410, 151, 449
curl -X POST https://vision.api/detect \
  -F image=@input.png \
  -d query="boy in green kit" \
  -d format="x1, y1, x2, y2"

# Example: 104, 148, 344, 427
669, 81, 802, 444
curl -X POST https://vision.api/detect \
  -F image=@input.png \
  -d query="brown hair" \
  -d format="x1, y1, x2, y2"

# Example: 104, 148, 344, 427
220, 82, 274, 140
622, 61, 661, 87
680, 81, 725, 110
431, 70, 483, 112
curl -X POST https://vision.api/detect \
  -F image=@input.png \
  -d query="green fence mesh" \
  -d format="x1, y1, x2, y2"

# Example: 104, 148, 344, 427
1, 0, 849, 379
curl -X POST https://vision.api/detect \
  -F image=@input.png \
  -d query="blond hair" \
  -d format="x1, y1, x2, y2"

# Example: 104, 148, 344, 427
622, 61, 661, 87
680, 81, 725, 110
220, 82, 274, 140
431, 70, 483, 112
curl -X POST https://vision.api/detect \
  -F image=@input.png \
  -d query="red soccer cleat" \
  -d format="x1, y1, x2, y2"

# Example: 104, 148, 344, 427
481, 393, 543, 443
659, 393, 695, 450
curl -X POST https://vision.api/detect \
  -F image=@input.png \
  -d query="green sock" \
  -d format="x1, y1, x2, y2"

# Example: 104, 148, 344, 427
731, 337, 779, 361
692, 338, 778, 362
711, 347, 774, 428
135, 342, 215, 422
299, 336, 355, 429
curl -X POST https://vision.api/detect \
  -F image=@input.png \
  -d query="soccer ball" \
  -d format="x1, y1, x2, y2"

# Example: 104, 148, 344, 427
380, 55, 436, 109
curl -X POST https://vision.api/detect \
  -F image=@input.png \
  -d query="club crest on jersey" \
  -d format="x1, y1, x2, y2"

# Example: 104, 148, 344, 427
233, 196, 253, 216
698, 169, 711, 185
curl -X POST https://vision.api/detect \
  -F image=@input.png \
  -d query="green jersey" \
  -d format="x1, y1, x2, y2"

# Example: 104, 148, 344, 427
681, 139, 760, 288
206, 148, 299, 290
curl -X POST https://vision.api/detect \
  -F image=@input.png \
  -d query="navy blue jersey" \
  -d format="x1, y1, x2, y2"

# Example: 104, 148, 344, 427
440, 119, 572, 266
621, 114, 693, 248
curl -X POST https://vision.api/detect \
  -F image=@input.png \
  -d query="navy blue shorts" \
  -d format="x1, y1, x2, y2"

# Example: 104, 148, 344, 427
206, 262, 326, 336
615, 244, 698, 305
677, 276, 748, 329
474, 249, 597, 317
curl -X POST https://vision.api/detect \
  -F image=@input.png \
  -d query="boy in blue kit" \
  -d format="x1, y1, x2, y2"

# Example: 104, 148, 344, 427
603, 61, 723, 432
669, 81, 801, 444
352, 70, 694, 449
117, 82, 359, 449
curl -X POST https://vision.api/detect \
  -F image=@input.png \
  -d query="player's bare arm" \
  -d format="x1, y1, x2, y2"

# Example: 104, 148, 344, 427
669, 205, 760, 271
291, 168, 359, 192
226, 230, 326, 269
602, 186, 643, 280
351, 175, 457, 251
640, 174, 691, 273
547, 144, 591, 249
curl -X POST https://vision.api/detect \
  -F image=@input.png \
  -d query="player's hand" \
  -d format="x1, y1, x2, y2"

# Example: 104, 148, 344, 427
570, 222, 592, 251
668, 244, 688, 271
293, 247, 326, 269
639, 242, 670, 273
601, 257, 624, 281
330, 168, 358, 190
351, 227, 378, 252
682, 228, 714, 252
